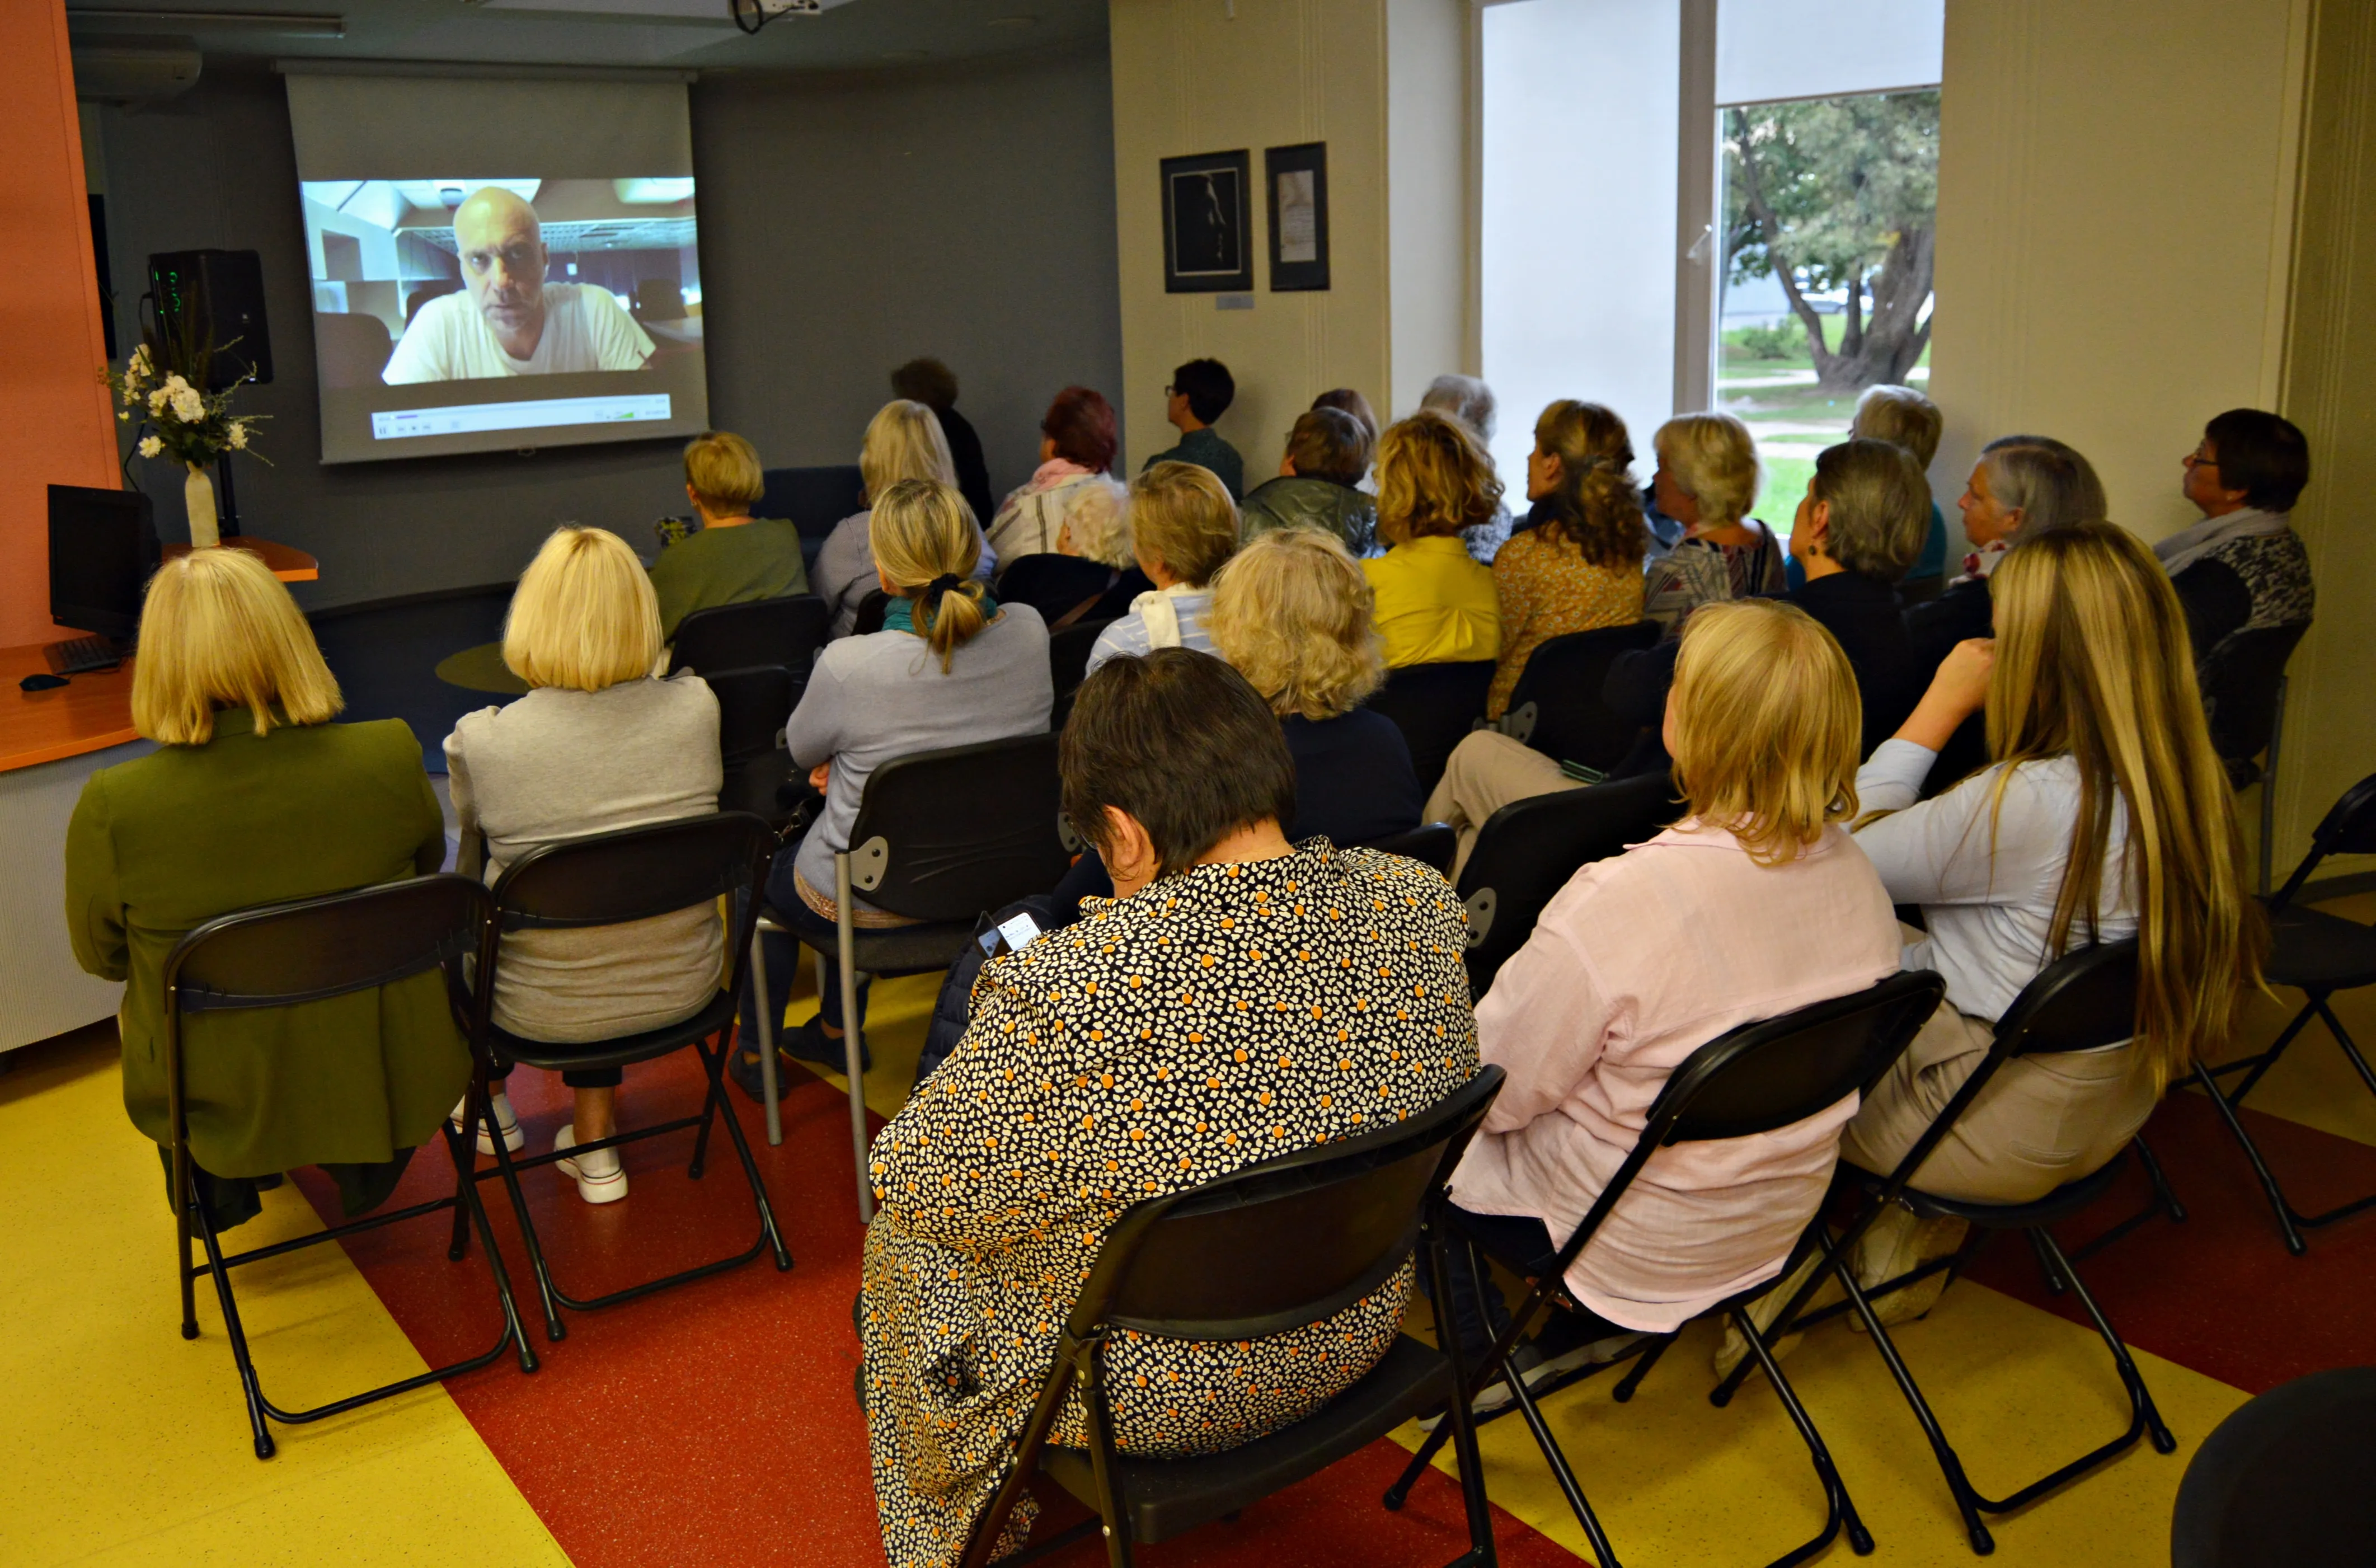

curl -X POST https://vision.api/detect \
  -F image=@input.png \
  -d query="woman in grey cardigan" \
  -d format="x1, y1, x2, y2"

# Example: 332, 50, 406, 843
446, 526, 723, 1205
736, 478, 1051, 1095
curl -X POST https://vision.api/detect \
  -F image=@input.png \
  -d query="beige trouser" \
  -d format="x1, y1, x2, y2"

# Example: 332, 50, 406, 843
1425, 730, 1578, 880
1839, 998, 2161, 1205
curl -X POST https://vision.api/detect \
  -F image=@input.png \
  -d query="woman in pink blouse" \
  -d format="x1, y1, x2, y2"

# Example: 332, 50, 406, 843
1439, 598, 1902, 1395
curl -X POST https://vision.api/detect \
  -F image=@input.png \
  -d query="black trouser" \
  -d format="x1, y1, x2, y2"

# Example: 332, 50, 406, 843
1427, 1203, 1629, 1365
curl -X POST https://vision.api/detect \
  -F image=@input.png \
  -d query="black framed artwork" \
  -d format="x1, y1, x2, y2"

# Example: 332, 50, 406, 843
1265, 142, 1330, 291
1161, 149, 1254, 293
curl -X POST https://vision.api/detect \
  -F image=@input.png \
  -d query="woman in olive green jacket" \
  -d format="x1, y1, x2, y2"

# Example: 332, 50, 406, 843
65, 548, 470, 1220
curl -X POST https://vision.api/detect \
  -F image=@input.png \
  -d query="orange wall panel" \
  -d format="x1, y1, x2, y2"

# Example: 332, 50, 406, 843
0, 3, 120, 648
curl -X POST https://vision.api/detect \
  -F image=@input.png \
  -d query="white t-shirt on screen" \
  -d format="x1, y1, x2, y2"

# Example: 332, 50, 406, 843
381, 283, 656, 383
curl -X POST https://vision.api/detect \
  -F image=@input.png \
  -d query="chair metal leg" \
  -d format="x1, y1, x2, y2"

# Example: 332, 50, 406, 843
2196, 1020, 2376, 1252
1832, 1257, 1992, 1553
2069, 1135, 2187, 1265
1420, 1211, 1501, 1568
835, 851, 875, 1224
191, 1189, 277, 1459
698, 1032, 795, 1273
1732, 1304, 1873, 1564
752, 922, 782, 1147
2258, 677, 2286, 897
1610, 1332, 1674, 1402
175, 1143, 200, 1342
482, 1081, 570, 1341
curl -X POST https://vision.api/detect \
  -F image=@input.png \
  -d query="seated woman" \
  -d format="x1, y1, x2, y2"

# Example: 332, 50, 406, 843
1486, 399, 1649, 720
1081, 460, 1240, 675
1209, 527, 1422, 844
66, 548, 466, 1231
815, 400, 998, 640
735, 479, 1052, 1088
1840, 522, 2261, 1318
1782, 437, 1931, 752
990, 472, 1143, 629
1640, 411, 1784, 635
985, 385, 1123, 563
648, 430, 809, 640
1440, 599, 1900, 1386
1908, 435, 2105, 675
859, 648, 1478, 1566
2162, 407, 2316, 657
445, 527, 722, 1204
1797, 384, 1951, 593
1361, 409, 1504, 668
1239, 406, 1379, 556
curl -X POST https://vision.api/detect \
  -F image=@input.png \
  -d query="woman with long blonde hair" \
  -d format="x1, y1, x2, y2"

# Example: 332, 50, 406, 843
1840, 521, 2262, 1313
816, 399, 998, 638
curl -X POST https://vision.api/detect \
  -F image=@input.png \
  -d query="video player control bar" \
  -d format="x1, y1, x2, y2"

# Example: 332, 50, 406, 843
372, 393, 674, 440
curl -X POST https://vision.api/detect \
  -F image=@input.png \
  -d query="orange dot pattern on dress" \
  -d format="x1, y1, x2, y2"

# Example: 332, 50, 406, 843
857, 842, 1481, 1567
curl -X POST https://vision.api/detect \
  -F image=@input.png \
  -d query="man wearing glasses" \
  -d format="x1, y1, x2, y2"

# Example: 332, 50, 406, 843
383, 186, 655, 383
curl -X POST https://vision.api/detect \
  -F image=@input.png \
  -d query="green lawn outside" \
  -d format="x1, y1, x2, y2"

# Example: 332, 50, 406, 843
1715, 311, 1935, 531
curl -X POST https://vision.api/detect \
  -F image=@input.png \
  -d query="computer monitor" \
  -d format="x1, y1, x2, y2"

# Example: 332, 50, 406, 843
49, 484, 159, 641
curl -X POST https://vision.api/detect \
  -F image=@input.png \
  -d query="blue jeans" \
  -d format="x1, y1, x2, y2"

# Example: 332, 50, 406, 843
737, 838, 871, 1038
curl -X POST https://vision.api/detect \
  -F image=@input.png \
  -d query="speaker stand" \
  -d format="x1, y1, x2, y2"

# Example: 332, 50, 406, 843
216, 450, 242, 539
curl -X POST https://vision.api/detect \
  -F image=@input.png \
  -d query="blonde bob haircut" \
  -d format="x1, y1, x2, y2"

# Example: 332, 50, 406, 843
133, 547, 344, 745
859, 399, 959, 508
1375, 410, 1505, 544
682, 430, 766, 514
504, 527, 664, 692
871, 478, 993, 673
1984, 522, 2264, 1088
1852, 384, 1945, 468
1655, 411, 1762, 528
1128, 461, 1241, 586
1669, 599, 1861, 865
1209, 528, 1386, 722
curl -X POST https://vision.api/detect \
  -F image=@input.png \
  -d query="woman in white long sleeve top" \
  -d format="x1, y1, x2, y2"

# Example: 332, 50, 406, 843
1839, 524, 2260, 1305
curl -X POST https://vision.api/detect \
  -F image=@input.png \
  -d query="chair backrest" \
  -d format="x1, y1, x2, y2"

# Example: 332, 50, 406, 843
1551, 971, 1944, 1273
1457, 771, 1684, 996
1361, 821, 1457, 876
2274, 770, 2376, 908
1079, 1067, 1506, 1340
490, 813, 776, 943
2198, 621, 2308, 766
2170, 1367, 2376, 1568
853, 590, 891, 637
1499, 619, 1661, 770
311, 311, 394, 388
1364, 660, 1497, 794
1048, 618, 1117, 707
703, 665, 797, 766
844, 733, 1070, 922
670, 595, 829, 679
757, 464, 868, 541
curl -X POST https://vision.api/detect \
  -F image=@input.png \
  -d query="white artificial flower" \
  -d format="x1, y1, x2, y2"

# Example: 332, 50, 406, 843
170, 385, 206, 423
148, 387, 169, 415
129, 344, 153, 378
138, 435, 163, 458
227, 421, 250, 450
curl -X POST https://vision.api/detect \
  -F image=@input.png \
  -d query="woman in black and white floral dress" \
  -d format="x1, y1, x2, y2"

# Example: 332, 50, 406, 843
859, 649, 1481, 1568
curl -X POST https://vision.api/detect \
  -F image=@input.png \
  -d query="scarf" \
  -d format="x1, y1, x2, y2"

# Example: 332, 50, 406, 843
1956, 539, 2010, 584
1025, 457, 1097, 492
1128, 581, 1202, 649
2153, 506, 2291, 578
883, 583, 999, 637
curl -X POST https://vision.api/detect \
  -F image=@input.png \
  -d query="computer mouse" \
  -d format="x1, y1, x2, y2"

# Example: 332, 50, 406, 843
18, 673, 69, 692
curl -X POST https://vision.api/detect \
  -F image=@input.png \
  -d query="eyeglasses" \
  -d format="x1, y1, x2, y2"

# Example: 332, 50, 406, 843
2185, 447, 2219, 468
1163, 384, 1177, 397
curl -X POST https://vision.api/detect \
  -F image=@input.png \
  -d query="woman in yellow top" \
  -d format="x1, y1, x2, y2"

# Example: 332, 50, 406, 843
1486, 400, 1649, 718
1360, 410, 1504, 666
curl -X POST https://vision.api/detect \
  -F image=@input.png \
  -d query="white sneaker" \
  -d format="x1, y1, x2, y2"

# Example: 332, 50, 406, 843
553, 1125, 628, 1205
450, 1089, 524, 1154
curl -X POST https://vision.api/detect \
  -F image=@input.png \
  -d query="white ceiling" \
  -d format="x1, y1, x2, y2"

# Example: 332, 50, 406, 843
63, 0, 1108, 74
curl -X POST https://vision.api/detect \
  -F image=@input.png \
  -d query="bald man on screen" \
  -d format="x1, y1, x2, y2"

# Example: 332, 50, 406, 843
382, 187, 655, 383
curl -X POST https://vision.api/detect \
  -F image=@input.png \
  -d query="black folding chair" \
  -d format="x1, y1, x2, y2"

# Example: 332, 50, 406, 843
469, 811, 789, 1341
669, 594, 829, 679
1457, 771, 1683, 997
161, 874, 537, 1459
1495, 621, 1660, 773
706, 664, 801, 828
853, 589, 891, 637
2195, 770, 2376, 1254
750, 733, 1070, 1217
1365, 660, 1496, 795
1384, 971, 1945, 1568
2197, 621, 2308, 895
1363, 821, 1458, 876
1048, 617, 1117, 727
959, 1067, 1509, 1568
757, 462, 868, 574
2170, 1367, 2376, 1568
1722, 940, 2177, 1555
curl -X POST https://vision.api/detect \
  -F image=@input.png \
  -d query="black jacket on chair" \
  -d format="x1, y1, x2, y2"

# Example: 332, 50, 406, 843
933, 405, 997, 537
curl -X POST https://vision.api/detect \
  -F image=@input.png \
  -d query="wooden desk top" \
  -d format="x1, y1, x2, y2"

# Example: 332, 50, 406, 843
161, 537, 318, 583
1, 644, 138, 773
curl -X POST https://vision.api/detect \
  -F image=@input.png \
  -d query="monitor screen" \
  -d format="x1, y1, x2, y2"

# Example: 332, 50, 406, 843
49, 485, 159, 641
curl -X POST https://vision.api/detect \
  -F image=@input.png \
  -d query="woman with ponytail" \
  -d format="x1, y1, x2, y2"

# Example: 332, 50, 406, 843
734, 479, 1052, 1091
1485, 400, 1649, 719
1838, 520, 2263, 1319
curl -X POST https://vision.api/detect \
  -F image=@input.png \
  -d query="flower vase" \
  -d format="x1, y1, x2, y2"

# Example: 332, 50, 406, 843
184, 463, 220, 549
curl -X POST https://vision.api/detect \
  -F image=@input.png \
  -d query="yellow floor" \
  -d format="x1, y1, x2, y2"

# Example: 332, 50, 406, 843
0, 1026, 570, 1568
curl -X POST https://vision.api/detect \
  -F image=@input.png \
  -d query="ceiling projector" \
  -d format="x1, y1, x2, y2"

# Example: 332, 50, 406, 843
730, 0, 824, 31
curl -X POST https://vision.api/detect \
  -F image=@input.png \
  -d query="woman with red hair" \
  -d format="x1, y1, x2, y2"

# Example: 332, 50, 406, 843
985, 385, 1124, 565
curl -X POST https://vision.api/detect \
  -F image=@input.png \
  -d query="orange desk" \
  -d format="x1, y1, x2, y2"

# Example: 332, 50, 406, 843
162, 536, 318, 583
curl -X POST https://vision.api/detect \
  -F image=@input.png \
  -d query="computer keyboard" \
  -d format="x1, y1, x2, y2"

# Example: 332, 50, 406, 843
45, 635, 123, 674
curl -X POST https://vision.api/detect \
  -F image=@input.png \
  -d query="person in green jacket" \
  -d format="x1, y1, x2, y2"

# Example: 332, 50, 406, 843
65, 547, 468, 1229
648, 429, 810, 640
1141, 357, 1246, 501
1238, 405, 1379, 557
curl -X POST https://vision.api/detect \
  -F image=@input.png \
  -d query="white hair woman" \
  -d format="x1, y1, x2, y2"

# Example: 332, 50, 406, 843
1641, 411, 1785, 634
445, 525, 724, 1203
815, 400, 999, 639
1906, 434, 2108, 679
66, 547, 466, 1232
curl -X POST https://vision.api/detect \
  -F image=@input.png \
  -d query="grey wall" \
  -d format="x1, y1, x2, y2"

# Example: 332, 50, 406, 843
90, 44, 1123, 610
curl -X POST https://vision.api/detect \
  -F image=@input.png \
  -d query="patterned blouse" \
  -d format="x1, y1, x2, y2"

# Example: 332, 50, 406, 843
1641, 523, 1787, 639
859, 842, 1481, 1567
1487, 530, 1649, 719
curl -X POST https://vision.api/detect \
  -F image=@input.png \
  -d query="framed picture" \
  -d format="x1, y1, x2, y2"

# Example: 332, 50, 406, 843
1161, 149, 1254, 293
1265, 142, 1330, 292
